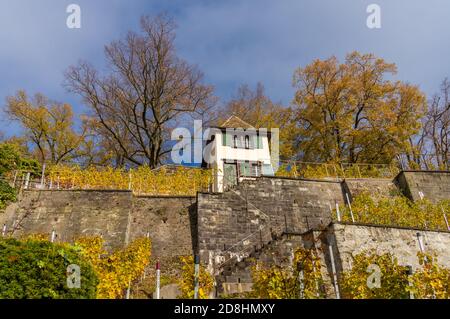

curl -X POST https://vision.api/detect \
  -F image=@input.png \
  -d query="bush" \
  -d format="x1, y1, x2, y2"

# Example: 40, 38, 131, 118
340, 251, 450, 299
0, 180, 17, 210
340, 251, 409, 299
0, 142, 41, 178
178, 256, 214, 299
75, 236, 151, 299
410, 253, 450, 299
0, 143, 21, 176
0, 238, 98, 298
250, 247, 325, 299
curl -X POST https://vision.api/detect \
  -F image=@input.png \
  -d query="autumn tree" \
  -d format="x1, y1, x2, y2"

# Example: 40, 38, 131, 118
65, 15, 216, 168
292, 52, 426, 164
73, 116, 127, 167
5, 91, 84, 165
219, 83, 296, 159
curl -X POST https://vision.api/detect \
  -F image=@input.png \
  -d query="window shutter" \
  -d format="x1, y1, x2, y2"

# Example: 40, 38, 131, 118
249, 135, 256, 149
257, 136, 263, 149
223, 133, 232, 146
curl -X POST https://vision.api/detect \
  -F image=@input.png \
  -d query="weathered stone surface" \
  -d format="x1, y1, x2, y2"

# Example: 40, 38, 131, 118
152, 283, 181, 299
396, 171, 450, 203
129, 195, 197, 258
331, 223, 450, 271
343, 178, 396, 199
2, 189, 133, 250
197, 176, 345, 273
0, 190, 197, 256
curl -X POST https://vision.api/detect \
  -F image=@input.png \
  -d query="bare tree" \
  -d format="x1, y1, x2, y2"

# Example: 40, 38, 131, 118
407, 78, 450, 170
424, 79, 450, 169
65, 15, 215, 168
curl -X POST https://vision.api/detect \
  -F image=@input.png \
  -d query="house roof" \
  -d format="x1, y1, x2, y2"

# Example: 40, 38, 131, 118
219, 115, 254, 129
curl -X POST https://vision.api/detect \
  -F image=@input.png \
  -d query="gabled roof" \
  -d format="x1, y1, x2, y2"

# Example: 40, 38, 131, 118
219, 115, 254, 129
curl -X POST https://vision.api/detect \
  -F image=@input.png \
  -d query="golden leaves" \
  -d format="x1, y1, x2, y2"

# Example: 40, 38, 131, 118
250, 247, 324, 299
75, 236, 151, 299
292, 51, 426, 163
178, 256, 214, 299
409, 253, 450, 299
340, 251, 409, 299
341, 251, 450, 299
47, 165, 213, 196
335, 193, 450, 231
6, 90, 82, 164
276, 162, 399, 179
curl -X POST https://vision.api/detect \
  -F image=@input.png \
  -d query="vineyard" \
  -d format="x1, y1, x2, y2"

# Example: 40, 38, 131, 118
249, 247, 325, 299
6, 161, 430, 198
249, 248, 450, 299
276, 162, 400, 179
40, 165, 213, 196
334, 193, 450, 231
340, 251, 450, 299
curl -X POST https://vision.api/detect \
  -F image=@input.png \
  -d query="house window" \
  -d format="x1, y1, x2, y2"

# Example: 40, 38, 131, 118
233, 135, 238, 148
262, 164, 274, 176
251, 163, 259, 176
245, 136, 250, 149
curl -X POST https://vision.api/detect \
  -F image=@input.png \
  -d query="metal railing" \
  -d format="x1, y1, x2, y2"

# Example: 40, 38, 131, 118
2, 166, 214, 196
276, 161, 401, 179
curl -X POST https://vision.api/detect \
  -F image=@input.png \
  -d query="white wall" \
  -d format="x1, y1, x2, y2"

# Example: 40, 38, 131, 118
204, 131, 273, 192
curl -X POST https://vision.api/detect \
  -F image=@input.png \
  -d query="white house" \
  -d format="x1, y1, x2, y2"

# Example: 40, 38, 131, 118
202, 115, 275, 192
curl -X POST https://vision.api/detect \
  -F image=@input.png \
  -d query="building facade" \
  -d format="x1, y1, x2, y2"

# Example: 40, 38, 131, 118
202, 116, 274, 192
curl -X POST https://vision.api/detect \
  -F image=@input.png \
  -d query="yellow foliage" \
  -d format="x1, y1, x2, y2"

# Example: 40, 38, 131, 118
340, 251, 409, 299
335, 193, 450, 231
276, 162, 400, 179
250, 247, 324, 299
20, 233, 52, 242
47, 165, 213, 196
292, 51, 426, 163
75, 236, 151, 299
6, 90, 83, 164
178, 256, 214, 299
409, 253, 450, 299
293, 247, 325, 298
340, 251, 450, 299
250, 265, 295, 299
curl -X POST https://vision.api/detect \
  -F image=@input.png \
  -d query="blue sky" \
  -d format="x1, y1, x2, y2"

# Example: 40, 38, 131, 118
1, 0, 450, 136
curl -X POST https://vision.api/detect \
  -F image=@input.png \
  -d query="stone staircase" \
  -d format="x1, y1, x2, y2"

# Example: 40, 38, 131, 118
215, 232, 301, 296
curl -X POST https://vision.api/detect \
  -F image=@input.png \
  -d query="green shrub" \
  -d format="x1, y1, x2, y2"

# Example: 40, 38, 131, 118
0, 142, 41, 178
0, 238, 98, 298
0, 143, 20, 176
0, 180, 17, 210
